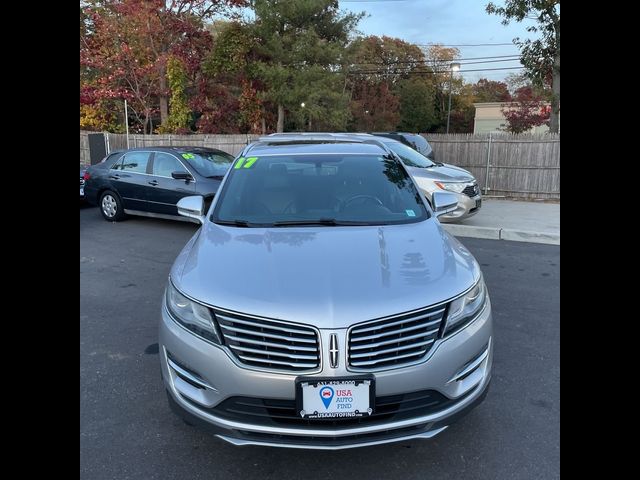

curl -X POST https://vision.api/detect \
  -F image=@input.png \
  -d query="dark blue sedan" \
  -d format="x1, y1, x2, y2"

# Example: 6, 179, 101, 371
83, 146, 234, 222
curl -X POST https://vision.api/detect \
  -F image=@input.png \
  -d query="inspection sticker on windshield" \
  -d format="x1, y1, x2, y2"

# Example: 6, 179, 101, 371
298, 379, 373, 419
181, 153, 195, 160
405, 209, 416, 217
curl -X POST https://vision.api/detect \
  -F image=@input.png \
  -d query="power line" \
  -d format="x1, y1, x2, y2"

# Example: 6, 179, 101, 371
458, 58, 523, 66
444, 54, 521, 61
349, 66, 525, 75
351, 56, 521, 67
418, 42, 515, 47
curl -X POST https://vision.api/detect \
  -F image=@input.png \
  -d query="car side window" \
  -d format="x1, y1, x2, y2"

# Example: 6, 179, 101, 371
152, 152, 188, 178
120, 152, 150, 173
110, 155, 125, 170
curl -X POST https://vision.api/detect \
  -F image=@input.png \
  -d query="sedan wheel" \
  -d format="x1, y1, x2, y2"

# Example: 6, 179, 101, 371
102, 194, 117, 218
99, 190, 126, 221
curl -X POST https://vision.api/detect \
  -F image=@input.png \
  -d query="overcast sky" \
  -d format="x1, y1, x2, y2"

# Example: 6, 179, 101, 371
341, 0, 536, 83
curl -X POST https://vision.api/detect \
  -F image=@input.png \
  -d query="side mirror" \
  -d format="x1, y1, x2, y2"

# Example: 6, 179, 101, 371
177, 196, 206, 224
432, 191, 458, 218
172, 171, 193, 182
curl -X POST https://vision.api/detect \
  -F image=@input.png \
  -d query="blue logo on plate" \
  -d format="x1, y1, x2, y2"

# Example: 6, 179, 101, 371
319, 386, 334, 409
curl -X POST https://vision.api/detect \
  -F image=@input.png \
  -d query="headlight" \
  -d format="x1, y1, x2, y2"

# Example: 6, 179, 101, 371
166, 281, 222, 344
435, 182, 466, 193
444, 277, 487, 335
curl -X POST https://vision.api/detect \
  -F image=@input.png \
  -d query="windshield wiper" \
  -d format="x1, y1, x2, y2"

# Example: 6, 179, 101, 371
206, 175, 224, 179
271, 218, 370, 227
214, 219, 255, 227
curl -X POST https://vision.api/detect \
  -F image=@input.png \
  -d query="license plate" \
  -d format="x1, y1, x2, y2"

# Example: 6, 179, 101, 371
80, 187, 84, 196
475, 198, 482, 208
297, 378, 374, 419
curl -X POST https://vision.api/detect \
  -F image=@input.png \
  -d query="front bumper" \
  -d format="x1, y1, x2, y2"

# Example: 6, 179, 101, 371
159, 300, 493, 449
433, 191, 482, 222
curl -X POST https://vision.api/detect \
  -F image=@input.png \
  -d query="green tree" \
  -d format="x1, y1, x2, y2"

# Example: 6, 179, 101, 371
472, 78, 511, 102
158, 56, 191, 133
349, 80, 400, 131
449, 83, 476, 133
349, 35, 426, 85
396, 77, 437, 132
486, 0, 560, 132
422, 45, 462, 130
201, 21, 263, 133
80, 0, 245, 133
250, 0, 363, 132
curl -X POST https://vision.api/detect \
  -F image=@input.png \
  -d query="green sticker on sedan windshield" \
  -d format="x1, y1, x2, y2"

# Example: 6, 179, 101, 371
234, 157, 246, 169
181, 153, 195, 160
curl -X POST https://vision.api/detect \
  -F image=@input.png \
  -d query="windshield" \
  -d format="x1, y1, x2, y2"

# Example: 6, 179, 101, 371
382, 141, 435, 168
181, 150, 234, 177
212, 154, 429, 226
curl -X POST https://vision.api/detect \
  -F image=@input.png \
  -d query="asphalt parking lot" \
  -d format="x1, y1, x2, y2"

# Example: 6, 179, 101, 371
80, 204, 559, 480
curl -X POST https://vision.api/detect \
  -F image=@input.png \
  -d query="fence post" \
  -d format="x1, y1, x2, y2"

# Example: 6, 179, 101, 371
104, 132, 110, 154
483, 132, 492, 195
169, 134, 172, 146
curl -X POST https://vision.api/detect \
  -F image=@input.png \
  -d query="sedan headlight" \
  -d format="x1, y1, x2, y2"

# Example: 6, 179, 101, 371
435, 182, 466, 193
166, 281, 222, 344
444, 276, 487, 335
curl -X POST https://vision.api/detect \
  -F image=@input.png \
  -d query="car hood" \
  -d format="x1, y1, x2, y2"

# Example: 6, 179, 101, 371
171, 220, 480, 329
407, 163, 474, 182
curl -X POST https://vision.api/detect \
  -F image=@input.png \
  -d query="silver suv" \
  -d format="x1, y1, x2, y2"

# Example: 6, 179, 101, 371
159, 135, 493, 449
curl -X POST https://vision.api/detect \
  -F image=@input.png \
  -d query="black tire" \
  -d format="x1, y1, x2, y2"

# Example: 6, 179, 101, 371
99, 190, 126, 221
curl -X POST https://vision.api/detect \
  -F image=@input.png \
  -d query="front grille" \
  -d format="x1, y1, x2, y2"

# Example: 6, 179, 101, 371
216, 310, 320, 372
207, 388, 472, 428
348, 304, 446, 369
462, 183, 479, 197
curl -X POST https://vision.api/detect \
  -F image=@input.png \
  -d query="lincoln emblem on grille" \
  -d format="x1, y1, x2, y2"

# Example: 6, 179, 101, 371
329, 334, 339, 368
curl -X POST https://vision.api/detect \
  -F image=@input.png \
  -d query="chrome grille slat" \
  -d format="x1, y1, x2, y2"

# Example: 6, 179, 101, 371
228, 344, 318, 360
350, 330, 438, 350
350, 323, 439, 342
219, 324, 317, 344
221, 334, 317, 352
350, 310, 444, 333
216, 314, 316, 337
350, 339, 435, 359
237, 354, 317, 369
350, 350, 428, 367
348, 304, 447, 369
216, 310, 320, 372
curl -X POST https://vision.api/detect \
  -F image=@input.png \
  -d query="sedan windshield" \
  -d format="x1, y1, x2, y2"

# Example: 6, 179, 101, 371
212, 154, 429, 226
382, 141, 436, 168
181, 151, 234, 177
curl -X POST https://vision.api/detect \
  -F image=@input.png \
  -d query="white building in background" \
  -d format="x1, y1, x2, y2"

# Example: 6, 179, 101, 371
473, 102, 557, 134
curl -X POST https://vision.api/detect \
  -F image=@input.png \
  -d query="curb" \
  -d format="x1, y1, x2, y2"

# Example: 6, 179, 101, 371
441, 224, 560, 245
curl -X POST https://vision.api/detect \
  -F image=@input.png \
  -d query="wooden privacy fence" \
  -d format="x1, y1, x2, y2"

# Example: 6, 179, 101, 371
82, 131, 559, 200
423, 133, 560, 200
104, 133, 260, 157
